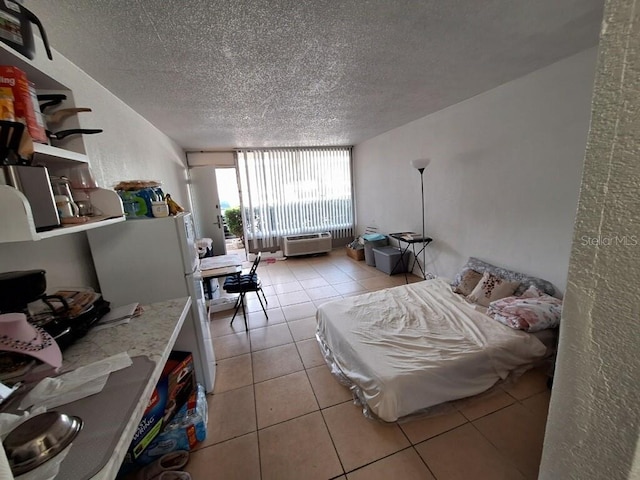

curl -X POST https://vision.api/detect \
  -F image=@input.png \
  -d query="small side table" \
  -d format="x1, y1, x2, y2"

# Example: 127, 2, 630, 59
200, 254, 243, 300
389, 232, 433, 282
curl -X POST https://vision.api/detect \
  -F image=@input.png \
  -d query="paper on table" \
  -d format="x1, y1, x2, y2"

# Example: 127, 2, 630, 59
93, 303, 139, 331
19, 353, 133, 411
200, 254, 241, 270
0, 383, 16, 404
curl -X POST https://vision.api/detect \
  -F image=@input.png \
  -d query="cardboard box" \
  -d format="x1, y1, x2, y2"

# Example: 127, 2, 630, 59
135, 384, 208, 466
122, 351, 196, 466
0, 66, 47, 143
346, 245, 364, 261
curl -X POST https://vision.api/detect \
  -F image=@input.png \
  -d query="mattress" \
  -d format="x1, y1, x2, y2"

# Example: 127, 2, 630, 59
316, 278, 548, 422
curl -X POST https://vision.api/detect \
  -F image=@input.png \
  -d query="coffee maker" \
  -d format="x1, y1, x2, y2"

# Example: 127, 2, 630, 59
0, 270, 110, 350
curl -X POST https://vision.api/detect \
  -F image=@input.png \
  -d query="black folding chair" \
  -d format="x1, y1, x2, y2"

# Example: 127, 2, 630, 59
222, 251, 268, 331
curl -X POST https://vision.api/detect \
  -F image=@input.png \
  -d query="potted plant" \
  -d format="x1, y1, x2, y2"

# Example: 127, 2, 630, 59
224, 207, 244, 241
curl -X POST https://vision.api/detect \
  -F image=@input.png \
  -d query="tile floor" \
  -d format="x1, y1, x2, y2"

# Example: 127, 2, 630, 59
184, 249, 551, 480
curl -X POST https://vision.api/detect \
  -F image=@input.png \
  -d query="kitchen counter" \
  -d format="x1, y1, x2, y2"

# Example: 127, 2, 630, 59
58, 296, 191, 480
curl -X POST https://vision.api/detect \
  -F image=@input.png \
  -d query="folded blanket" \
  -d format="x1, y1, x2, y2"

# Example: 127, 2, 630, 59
362, 233, 386, 242
488, 293, 562, 332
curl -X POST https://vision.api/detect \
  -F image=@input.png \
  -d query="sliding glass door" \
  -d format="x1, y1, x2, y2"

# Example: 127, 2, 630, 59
237, 147, 354, 248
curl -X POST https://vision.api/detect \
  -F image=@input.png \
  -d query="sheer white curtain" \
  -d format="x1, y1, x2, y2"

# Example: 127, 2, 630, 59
236, 147, 354, 248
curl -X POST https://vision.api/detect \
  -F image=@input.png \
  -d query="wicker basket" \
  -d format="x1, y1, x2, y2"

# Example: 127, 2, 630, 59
346, 246, 365, 261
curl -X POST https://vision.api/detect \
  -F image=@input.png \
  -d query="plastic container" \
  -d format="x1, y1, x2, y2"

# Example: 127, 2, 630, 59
151, 201, 169, 218
364, 238, 388, 266
118, 187, 164, 219
54, 194, 78, 218
372, 246, 410, 275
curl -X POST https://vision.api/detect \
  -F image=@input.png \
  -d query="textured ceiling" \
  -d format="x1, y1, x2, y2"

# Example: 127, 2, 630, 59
25, 0, 603, 150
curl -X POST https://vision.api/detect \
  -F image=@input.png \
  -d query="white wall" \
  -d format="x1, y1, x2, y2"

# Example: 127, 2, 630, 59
541, 0, 640, 477
0, 46, 188, 289
353, 47, 598, 291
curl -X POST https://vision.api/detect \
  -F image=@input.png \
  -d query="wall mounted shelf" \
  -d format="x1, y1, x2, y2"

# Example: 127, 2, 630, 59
0, 185, 125, 243
32, 143, 89, 166
1, 42, 125, 244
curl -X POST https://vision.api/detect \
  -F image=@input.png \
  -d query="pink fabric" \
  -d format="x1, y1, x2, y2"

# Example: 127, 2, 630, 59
521, 285, 544, 298
488, 292, 562, 332
0, 313, 62, 368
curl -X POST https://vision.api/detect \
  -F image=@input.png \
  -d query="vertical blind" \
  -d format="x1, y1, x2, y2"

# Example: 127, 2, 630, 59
236, 147, 354, 248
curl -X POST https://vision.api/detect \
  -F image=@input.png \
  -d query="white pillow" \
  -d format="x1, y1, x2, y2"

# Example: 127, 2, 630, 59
467, 271, 520, 307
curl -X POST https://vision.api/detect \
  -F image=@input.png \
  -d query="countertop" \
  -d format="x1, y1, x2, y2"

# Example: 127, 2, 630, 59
58, 296, 191, 480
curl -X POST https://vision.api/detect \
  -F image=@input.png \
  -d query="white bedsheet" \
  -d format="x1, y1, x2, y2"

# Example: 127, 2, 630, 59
316, 278, 547, 422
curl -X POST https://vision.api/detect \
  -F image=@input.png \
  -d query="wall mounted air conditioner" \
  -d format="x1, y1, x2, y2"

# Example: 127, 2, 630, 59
282, 232, 332, 256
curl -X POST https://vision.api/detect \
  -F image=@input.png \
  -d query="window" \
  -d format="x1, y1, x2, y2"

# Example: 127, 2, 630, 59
236, 147, 354, 247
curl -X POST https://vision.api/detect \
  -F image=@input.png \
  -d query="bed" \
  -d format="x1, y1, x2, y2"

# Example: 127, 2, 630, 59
316, 258, 560, 422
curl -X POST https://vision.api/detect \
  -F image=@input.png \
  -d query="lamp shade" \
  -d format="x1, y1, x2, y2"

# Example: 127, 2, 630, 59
410, 158, 431, 170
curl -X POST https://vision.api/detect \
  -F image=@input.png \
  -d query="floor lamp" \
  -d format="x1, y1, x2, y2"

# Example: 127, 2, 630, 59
410, 158, 431, 279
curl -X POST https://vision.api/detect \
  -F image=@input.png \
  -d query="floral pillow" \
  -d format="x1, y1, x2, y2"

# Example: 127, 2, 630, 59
489, 294, 563, 332
467, 271, 520, 307
453, 269, 483, 296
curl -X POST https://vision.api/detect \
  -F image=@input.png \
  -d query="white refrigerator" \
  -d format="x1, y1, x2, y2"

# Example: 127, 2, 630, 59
86, 212, 216, 392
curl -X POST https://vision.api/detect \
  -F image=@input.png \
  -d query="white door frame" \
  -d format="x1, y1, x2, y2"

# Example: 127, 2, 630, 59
188, 165, 227, 256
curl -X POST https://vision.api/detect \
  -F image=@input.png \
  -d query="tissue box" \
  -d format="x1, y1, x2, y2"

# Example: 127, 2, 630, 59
135, 384, 208, 466
123, 351, 196, 462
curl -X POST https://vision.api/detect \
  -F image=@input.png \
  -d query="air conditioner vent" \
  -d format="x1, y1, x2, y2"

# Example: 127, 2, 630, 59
282, 232, 332, 256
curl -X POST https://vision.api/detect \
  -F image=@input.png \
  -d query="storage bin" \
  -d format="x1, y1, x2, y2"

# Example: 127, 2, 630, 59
364, 238, 388, 266
372, 246, 410, 275
345, 245, 365, 261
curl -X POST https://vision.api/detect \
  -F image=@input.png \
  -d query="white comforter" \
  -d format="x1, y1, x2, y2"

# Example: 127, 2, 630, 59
316, 278, 547, 422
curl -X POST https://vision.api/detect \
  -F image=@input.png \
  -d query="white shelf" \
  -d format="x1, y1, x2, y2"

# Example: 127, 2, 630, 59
32, 143, 89, 167
0, 43, 67, 90
1, 40, 124, 243
39, 215, 126, 239
1, 42, 89, 165
0, 185, 125, 243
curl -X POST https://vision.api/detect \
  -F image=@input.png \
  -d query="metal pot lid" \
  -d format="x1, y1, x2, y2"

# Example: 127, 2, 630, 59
3, 411, 83, 476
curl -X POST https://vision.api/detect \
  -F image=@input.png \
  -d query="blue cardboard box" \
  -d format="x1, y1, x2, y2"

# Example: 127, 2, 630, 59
118, 351, 196, 476
136, 384, 208, 465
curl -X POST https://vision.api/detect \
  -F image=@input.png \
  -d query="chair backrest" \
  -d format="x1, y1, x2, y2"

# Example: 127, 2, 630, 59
248, 251, 262, 276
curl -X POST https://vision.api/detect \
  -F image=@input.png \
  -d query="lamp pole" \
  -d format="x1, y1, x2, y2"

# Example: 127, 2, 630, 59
418, 167, 426, 280
410, 158, 431, 280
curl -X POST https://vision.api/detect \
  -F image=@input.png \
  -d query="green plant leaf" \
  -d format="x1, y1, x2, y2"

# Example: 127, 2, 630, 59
224, 207, 244, 239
